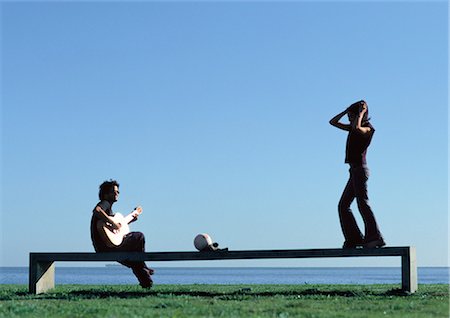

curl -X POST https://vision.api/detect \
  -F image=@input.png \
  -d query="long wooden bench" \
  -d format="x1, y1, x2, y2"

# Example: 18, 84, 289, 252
29, 246, 417, 294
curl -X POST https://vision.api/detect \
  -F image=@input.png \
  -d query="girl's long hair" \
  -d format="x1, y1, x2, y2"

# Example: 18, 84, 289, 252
347, 100, 370, 123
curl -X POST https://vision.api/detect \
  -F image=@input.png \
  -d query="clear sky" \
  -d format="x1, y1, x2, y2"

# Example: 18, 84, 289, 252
1, 1, 448, 268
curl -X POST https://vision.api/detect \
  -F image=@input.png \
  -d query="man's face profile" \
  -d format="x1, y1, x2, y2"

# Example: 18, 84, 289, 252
112, 186, 119, 202
105, 185, 119, 202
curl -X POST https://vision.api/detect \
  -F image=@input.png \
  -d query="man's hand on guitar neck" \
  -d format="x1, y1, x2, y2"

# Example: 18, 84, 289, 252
130, 206, 143, 223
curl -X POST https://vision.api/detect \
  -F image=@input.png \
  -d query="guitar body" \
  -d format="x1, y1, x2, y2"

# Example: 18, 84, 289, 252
96, 207, 142, 248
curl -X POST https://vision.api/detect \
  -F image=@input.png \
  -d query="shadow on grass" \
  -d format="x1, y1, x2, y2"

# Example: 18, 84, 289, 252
8, 287, 413, 300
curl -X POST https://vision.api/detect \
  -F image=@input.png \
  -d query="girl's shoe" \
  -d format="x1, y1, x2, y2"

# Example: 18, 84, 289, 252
363, 238, 386, 248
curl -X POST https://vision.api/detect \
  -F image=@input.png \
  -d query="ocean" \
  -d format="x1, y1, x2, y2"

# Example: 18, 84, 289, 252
1, 267, 448, 285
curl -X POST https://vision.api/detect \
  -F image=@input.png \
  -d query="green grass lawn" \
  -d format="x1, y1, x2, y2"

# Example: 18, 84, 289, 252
0, 284, 448, 317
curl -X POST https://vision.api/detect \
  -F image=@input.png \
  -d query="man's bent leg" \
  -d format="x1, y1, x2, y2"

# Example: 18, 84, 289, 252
115, 232, 146, 268
116, 232, 154, 287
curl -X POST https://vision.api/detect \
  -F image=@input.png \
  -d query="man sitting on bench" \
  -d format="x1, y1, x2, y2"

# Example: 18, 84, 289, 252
90, 179, 154, 288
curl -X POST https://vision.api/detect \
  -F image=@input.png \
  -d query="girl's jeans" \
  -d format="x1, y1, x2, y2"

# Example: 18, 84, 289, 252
338, 164, 383, 244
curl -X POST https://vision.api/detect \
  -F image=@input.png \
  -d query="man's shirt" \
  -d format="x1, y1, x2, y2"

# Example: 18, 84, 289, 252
90, 200, 114, 251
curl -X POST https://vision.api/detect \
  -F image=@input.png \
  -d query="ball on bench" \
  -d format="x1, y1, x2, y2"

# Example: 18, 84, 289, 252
194, 233, 212, 251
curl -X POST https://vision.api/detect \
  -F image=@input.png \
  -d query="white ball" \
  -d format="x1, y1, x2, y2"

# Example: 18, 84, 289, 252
194, 233, 212, 251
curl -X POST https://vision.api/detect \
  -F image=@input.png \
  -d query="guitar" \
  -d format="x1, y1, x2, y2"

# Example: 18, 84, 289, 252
96, 206, 143, 247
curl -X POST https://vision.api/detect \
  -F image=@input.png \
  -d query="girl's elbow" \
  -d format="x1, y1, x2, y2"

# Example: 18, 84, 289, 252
356, 127, 370, 134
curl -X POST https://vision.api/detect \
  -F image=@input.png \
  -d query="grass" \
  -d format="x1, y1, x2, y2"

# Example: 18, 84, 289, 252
0, 284, 448, 317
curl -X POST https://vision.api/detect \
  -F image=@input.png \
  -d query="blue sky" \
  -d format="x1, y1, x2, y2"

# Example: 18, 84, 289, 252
1, 1, 448, 268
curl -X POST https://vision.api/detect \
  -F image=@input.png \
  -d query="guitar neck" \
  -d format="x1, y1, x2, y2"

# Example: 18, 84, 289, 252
122, 208, 142, 224
122, 213, 134, 225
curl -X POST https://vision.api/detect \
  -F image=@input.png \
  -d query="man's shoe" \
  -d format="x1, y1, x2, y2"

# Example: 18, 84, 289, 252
140, 281, 153, 289
363, 238, 386, 248
133, 267, 153, 289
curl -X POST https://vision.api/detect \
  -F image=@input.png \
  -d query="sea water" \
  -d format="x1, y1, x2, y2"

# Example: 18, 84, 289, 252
1, 267, 448, 285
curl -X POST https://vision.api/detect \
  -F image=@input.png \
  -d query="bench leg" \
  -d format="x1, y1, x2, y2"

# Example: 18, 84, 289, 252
29, 258, 55, 294
401, 246, 417, 294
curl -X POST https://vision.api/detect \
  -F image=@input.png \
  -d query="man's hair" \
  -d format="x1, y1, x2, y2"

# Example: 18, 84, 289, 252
347, 100, 370, 123
99, 180, 119, 200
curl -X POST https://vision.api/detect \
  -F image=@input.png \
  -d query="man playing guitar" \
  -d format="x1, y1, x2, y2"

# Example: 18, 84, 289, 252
90, 179, 154, 288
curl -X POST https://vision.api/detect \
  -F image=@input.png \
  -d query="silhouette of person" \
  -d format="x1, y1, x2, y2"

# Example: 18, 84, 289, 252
90, 179, 154, 288
329, 100, 385, 248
